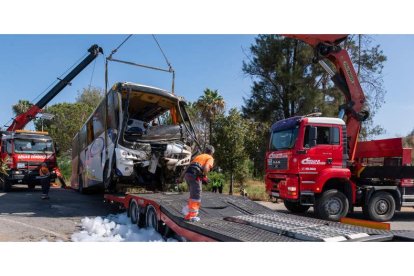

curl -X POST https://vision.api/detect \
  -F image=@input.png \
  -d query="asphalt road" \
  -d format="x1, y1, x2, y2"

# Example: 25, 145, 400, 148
258, 201, 414, 231
0, 185, 117, 241
2, 186, 414, 242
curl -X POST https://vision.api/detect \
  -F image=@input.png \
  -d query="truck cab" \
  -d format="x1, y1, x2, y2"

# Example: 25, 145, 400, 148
0, 130, 57, 192
265, 115, 354, 220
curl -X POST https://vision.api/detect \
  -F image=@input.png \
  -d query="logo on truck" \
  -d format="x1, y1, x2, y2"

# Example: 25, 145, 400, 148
301, 157, 326, 165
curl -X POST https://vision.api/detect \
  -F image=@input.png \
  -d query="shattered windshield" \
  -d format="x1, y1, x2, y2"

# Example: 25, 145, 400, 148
270, 127, 299, 151
14, 139, 54, 153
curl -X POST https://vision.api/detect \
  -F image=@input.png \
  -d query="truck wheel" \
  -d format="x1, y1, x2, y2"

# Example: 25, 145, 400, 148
28, 184, 36, 190
314, 189, 349, 221
284, 201, 310, 213
363, 191, 396, 222
145, 205, 159, 231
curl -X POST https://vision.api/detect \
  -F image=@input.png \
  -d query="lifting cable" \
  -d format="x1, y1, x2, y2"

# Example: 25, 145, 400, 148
152, 34, 175, 94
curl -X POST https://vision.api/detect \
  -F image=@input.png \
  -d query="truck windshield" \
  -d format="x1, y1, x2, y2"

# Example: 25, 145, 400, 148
14, 139, 54, 153
270, 127, 299, 150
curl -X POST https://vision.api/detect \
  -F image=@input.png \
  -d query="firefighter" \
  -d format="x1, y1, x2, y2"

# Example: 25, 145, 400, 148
182, 145, 215, 222
39, 163, 51, 200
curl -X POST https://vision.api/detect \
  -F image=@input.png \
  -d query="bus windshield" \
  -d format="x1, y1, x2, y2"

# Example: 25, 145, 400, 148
269, 127, 299, 151
14, 139, 54, 153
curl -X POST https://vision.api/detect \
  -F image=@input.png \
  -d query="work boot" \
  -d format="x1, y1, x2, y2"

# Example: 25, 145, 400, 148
185, 216, 200, 222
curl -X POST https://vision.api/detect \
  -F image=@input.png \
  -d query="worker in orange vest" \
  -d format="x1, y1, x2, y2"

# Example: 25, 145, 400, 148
39, 163, 51, 200
182, 145, 215, 222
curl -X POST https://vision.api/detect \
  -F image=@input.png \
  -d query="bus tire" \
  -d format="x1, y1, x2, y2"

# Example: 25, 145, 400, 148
363, 191, 396, 222
284, 201, 310, 213
314, 189, 349, 221
145, 205, 159, 232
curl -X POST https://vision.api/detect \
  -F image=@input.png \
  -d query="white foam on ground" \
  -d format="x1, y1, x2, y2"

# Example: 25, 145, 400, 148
71, 212, 177, 242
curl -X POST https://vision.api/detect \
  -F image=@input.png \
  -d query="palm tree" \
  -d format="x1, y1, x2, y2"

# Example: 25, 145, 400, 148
195, 88, 225, 145
12, 100, 33, 116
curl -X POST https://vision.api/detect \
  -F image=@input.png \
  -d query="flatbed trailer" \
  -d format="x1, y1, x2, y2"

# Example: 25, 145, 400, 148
104, 192, 414, 242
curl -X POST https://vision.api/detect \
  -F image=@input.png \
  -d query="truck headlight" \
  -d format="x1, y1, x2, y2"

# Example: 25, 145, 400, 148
17, 163, 26, 169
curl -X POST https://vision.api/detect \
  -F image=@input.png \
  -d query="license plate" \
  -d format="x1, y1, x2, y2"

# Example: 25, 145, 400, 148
271, 192, 280, 198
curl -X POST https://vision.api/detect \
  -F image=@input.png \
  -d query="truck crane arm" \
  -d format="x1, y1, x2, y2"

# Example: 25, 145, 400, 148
284, 34, 368, 162
7, 44, 103, 131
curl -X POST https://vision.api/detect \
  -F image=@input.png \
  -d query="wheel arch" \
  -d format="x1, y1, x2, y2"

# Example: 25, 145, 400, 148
365, 186, 401, 211
322, 178, 354, 207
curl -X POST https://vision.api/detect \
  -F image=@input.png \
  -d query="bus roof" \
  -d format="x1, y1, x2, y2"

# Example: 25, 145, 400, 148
113, 82, 185, 103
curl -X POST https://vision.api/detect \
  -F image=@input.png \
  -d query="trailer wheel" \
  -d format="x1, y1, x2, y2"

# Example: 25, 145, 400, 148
363, 191, 396, 222
129, 200, 144, 227
314, 189, 349, 221
145, 205, 159, 231
284, 201, 310, 213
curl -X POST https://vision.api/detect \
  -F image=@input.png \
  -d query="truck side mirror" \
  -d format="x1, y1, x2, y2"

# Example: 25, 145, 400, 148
309, 126, 317, 147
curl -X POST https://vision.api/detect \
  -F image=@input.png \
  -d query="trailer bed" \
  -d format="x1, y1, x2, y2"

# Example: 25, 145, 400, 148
105, 192, 414, 242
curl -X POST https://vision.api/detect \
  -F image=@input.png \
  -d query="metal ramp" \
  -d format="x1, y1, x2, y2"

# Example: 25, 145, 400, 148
225, 214, 377, 242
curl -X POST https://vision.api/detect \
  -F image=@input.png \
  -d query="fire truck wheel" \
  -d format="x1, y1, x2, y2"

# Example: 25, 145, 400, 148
145, 205, 159, 232
363, 191, 396, 222
283, 201, 310, 213
315, 189, 349, 221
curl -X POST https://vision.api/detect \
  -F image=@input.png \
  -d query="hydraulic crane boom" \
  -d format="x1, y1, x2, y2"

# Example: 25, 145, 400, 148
7, 44, 103, 131
284, 35, 368, 162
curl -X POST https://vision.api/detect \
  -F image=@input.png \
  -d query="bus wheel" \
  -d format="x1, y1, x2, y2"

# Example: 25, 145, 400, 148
145, 205, 159, 232
284, 201, 310, 213
314, 189, 349, 221
363, 191, 396, 222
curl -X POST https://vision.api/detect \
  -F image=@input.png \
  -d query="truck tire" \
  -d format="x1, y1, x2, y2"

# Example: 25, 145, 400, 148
28, 183, 36, 190
145, 205, 159, 232
363, 191, 396, 222
284, 201, 310, 213
314, 189, 349, 221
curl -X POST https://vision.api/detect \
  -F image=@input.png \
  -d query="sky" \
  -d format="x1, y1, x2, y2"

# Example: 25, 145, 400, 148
1, 34, 413, 139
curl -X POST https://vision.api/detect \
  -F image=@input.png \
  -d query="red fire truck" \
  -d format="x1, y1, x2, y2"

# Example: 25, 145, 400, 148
0, 44, 103, 192
265, 35, 414, 222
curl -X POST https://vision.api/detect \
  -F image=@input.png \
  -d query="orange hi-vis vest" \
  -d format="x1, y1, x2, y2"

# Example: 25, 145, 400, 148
191, 153, 214, 171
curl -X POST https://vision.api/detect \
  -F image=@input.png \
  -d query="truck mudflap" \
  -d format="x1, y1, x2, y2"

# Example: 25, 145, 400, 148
118, 192, 414, 242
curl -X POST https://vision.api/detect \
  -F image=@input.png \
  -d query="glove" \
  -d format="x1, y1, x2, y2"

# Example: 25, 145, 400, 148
201, 176, 209, 185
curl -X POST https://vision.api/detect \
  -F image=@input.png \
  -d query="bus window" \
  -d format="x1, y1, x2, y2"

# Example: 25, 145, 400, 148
79, 124, 87, 150
93, 101, 106, 138
87, 119, 94, 144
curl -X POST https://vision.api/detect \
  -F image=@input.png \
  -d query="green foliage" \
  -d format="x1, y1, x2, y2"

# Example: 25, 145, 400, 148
212, 108, 249, 194
206, 171, 225, 191
75, 86, 105, 108
242, 34, 387, 141
33, 87, 104, 153
195, 88, 225, 146
12, 100, 33, 116
57, 154, 72, 181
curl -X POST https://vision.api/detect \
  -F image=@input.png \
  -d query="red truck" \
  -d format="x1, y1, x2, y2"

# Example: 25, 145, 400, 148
265, 35, 414, 222
0, 44, 103, 192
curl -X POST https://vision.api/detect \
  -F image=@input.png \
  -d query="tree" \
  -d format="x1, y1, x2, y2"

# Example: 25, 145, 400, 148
12, 100, 33, 116
212, 108, 249, 194
75, 86, 105, 108
33, 87, 105, 153
242, 35, 328, 124
195, 88, 225, 145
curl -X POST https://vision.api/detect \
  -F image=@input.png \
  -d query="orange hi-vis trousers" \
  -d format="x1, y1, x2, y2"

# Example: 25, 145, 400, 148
184, 199, 201, 220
